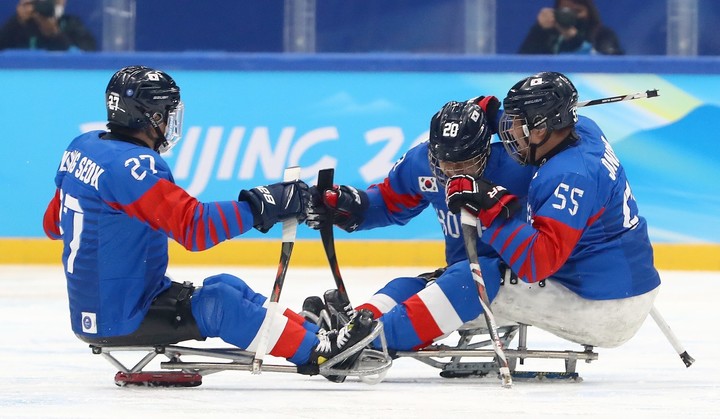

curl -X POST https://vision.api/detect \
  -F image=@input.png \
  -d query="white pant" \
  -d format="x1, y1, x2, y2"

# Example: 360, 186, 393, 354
489, 279, 659, 348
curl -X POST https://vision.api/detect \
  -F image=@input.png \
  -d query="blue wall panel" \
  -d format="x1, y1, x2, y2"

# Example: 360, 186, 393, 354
1, 53, 718, 244
2, 1, 717, 55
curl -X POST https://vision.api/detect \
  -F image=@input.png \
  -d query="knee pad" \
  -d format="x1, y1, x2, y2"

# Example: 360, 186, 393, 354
191, 281, 233, 337
201, 273, 266, 305
191, 280, 266, 341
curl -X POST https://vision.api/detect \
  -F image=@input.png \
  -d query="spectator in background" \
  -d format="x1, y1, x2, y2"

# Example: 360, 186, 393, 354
518, 0, 623, 55
0, 0, 97, 51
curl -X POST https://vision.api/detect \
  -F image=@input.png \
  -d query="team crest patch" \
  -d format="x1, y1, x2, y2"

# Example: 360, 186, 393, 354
419, 176, 438, 192
81, 312, 97, 334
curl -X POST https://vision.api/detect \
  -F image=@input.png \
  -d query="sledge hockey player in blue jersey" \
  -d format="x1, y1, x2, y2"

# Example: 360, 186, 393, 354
42, 66, 374, 379
445, 71, 661, 347
305, 98, 535, 351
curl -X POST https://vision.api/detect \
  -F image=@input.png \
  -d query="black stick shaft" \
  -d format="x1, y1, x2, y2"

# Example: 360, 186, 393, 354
317, 168, 350, 302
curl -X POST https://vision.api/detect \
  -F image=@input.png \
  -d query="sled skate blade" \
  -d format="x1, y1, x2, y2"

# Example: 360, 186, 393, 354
115, 371, 203, 387
511, 371, 582, 382
396, 322, 598, 384
438, 369, 581, 382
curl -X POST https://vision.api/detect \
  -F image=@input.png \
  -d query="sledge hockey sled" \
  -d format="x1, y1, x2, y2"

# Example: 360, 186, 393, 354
395, 322, 598, 382
89, 321, 393, 387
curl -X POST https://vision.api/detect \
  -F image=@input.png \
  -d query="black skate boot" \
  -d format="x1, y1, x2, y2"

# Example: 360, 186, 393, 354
323, 308, 376, 383
307, 329, 338, 368
323, 289, 356, 330
300, 295, 326, 326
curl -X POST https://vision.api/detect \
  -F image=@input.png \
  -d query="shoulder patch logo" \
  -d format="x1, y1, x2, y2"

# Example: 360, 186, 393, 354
419, 176, 438, 192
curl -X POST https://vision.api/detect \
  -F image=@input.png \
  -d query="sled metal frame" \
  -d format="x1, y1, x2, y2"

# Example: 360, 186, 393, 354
395, 324, 598, 381
89, 322, 393, 384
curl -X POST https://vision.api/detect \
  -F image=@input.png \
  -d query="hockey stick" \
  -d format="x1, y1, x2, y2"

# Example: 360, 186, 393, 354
577, 89, 659, 108
252, 166, 302, 373
316, 168, 351, 303
649, 305, 695, 368
460, 209, 513, 388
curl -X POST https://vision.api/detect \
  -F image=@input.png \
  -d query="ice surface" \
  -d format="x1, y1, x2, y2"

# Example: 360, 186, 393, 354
1, 265, 717, 418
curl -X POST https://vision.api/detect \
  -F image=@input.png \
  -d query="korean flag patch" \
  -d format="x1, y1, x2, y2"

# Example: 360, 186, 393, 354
419, 176, 438, 192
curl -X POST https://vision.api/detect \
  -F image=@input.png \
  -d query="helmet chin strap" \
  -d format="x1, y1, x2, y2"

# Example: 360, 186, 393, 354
528, 129, 553, 166
144, 111, 167, 152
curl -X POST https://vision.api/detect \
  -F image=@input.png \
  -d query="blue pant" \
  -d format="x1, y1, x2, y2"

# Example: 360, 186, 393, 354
375, 258, 502, 350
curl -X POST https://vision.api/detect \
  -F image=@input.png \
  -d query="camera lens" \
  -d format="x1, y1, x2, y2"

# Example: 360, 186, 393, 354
554, 7, 577, 29
33, 0, 56, 18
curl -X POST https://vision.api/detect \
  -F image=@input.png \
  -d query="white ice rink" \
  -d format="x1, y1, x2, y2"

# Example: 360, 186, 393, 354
1, 265, 718, 418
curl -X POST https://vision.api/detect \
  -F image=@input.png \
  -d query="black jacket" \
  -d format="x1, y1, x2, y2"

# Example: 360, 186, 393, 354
518, 23, 623, 55
0, 14, 97, 51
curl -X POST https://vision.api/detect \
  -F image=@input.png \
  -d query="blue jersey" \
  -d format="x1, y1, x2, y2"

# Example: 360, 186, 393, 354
358, 141, 534, 265
43, 131, 256, 337
483, 116, 661, 300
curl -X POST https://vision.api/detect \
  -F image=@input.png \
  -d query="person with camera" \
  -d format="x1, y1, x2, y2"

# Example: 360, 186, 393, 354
518, 0, 623, 55
0, 0, 96, 51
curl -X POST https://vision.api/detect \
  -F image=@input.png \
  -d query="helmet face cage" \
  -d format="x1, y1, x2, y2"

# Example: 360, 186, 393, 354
157, 101, 184, 154
499, 112, 533, 165
428, 101, 492, 186
430, 152, 488, 186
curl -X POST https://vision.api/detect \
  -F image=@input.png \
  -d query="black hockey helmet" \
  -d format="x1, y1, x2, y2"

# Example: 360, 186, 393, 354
428, 100, 492, 184
105, 65, 184, 153
499, 71, 578, 165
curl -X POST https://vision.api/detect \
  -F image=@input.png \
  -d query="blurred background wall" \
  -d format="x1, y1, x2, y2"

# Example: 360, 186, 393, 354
1, 0, 718, 55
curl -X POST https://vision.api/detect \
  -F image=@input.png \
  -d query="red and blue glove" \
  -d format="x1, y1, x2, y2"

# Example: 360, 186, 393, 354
306, 184, 369, 232
446, 174, 520, 227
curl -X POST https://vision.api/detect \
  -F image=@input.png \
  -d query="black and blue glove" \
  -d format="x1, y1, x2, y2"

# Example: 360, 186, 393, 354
239, 180, 310, 233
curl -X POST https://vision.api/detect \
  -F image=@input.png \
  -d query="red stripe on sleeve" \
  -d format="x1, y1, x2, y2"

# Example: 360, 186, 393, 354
207, 217, 219, 247
215, 202, 231, 237
375, 177, 423, 214
193, 205, 207, 250
233, 201, 245, 232
587, 207, 605, 226
516, 215, 583, 282
42, 189, 62, 239
500, 224, 524, 255
109, 179, 200, 249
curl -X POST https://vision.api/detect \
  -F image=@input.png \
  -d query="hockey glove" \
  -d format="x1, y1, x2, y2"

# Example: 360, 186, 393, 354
238, 180, 310, 233
446, 174, 520, 227
306, 185, 369, 232
468, 95, 501, 134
